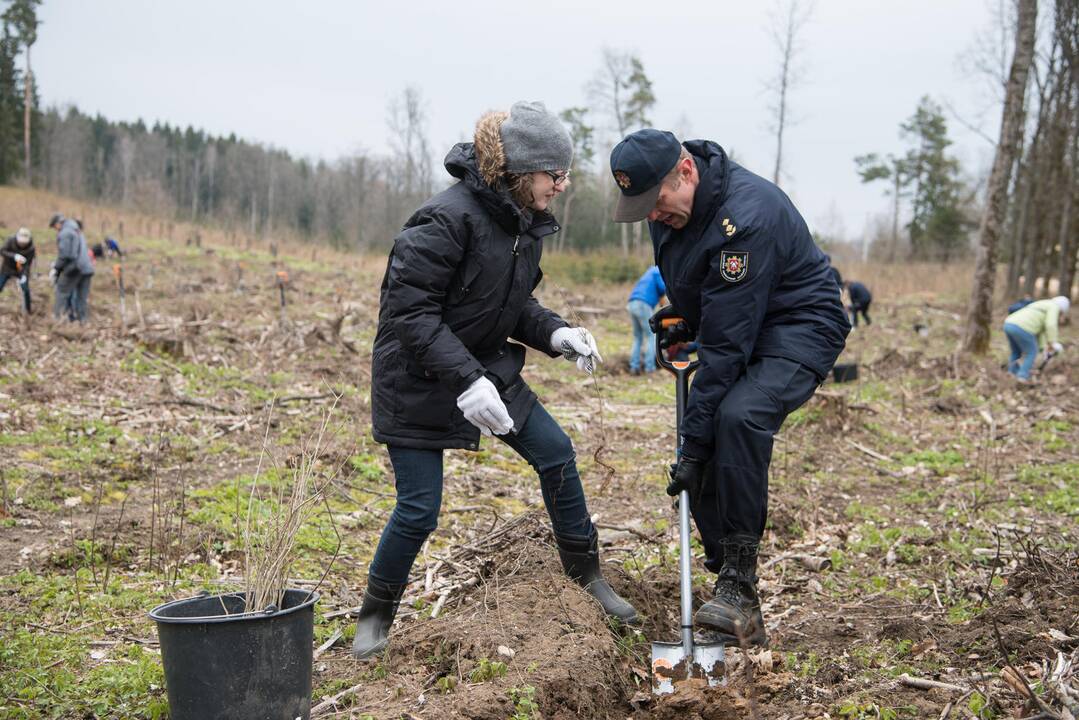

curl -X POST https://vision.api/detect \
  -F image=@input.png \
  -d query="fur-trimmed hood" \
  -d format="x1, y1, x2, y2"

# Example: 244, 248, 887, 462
444, 142, 556, 237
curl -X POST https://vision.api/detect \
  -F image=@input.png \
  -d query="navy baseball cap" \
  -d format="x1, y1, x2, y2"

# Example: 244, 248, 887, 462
610, 129, 683, 222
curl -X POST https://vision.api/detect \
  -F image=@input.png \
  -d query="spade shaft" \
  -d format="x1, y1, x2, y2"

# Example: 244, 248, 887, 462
651, 315, 724, 694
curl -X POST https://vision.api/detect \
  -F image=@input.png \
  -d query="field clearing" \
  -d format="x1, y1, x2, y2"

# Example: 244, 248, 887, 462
0, 190, 1076, 719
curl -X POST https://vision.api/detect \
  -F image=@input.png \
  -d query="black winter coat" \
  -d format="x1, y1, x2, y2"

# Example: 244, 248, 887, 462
371, 143, 569, 450
0, 236, 34, 277
649, 140, 850, 459
848, 281, 872, 306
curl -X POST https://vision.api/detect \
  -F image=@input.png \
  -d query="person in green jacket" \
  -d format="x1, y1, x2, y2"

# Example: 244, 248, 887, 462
1003, 296, 1069, 380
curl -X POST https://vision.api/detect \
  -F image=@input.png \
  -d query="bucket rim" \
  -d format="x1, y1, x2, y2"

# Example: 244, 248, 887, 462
149, 589, 319, 625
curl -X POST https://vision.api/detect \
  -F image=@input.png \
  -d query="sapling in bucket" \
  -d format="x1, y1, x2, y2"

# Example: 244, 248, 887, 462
150, 399, 342, 720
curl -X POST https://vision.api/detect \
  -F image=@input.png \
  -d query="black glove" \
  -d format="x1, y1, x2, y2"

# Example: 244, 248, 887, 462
666, 453, 707, 504
649, 305, 694, 349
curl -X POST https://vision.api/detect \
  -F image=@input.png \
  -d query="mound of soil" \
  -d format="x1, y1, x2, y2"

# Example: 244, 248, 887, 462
317, 535, 635, 719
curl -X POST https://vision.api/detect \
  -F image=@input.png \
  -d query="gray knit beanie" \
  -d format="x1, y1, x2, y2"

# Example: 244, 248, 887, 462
500, 101, 573, 174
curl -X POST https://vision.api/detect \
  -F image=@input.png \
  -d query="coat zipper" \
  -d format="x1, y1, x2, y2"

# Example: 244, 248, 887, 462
498, 235, 521, 311
477, 235, 520, 350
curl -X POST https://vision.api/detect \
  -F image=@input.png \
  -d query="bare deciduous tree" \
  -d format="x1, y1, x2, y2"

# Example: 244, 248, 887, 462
766, 0, 812, 187
963, 0, 1037, 354
385, 85, 433, 231
588, 48, 656, 254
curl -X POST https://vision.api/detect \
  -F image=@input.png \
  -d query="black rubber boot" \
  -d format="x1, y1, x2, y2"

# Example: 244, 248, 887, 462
556, 530, 640, 625
694, 534, 768, 647
351, 577, 406, 660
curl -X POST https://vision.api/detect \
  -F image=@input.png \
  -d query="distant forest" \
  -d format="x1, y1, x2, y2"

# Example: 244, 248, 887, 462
0, 0, 1076, 277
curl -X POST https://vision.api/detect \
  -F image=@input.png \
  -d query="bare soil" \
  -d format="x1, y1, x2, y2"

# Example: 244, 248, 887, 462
1, 221, 1077, 719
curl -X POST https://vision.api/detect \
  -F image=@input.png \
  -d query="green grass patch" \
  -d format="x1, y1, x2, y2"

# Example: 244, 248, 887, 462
0, 629, 167, 719
1015, 462, 1079, 516
899, 448, 966, 474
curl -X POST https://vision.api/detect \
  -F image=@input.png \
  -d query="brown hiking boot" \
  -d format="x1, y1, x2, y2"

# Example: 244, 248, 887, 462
694, 534, 767, 647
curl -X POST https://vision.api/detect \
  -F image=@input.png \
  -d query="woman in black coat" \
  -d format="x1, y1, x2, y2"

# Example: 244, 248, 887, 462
353, 102, 638, 659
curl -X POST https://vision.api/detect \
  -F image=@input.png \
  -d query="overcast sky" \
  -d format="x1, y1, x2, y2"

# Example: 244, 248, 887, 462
36, 0, 1005, 244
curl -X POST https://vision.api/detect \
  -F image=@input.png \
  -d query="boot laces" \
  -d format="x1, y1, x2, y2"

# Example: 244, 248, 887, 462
712, 576, 744, 607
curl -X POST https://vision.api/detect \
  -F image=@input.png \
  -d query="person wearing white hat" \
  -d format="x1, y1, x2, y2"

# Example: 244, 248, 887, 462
1003, 295, 1069, 381
0, 227, 35, 313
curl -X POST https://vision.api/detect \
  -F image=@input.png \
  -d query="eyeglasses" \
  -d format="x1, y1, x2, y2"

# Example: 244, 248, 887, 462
544, 170, 570, 186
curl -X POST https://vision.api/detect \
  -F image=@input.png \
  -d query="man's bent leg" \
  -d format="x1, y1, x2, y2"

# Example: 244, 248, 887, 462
695, 358, 821, 646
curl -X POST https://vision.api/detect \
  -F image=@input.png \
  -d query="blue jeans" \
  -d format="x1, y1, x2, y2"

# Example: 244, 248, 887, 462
1004, 322, 1038, 380
627, 299, 656, 372
0, 273, 30, 313
368, 401, 594, 585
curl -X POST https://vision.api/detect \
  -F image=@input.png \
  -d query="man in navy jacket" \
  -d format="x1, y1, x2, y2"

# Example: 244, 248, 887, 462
845, 280, 873, 327
610, 129, 849, 645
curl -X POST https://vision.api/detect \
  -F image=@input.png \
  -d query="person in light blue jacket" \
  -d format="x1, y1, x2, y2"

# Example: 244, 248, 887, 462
627, 265, 666, 374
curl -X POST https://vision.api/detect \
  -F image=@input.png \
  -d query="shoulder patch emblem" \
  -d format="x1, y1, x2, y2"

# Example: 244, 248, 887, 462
720, 250, 749, 283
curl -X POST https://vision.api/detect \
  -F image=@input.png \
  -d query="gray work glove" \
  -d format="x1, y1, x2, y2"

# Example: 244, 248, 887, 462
48, 267, 57, 285
550, 326, 603, 373
456, 376, 514, 436
13, 253, 26, 265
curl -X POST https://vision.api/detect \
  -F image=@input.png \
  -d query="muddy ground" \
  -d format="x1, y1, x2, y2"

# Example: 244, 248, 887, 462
0, 209, 1077, 719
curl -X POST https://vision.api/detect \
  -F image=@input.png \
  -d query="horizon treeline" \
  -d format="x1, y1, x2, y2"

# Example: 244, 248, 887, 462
0, 1, 1074, 280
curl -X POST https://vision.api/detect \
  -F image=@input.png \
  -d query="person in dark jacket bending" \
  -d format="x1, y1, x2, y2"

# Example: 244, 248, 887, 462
353, 102, 638, 660
844, 280, 872, 327
0, 227, 35, 313
610, 129, 850, 646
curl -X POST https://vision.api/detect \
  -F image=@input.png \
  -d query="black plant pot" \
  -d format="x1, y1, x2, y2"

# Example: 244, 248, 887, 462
832, 363, 859, 383
149, 589, 319, 720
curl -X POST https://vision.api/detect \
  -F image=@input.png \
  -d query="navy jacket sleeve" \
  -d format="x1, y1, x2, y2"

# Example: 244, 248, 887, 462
680, 224, 779, 459
384, 210, 486, 392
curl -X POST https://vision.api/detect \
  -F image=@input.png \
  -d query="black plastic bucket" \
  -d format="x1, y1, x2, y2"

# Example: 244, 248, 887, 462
832, 363, 859, 383
149, 589, 319, 720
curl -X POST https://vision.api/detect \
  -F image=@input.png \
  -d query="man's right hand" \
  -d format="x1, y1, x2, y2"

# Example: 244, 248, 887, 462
456, 376, 514, 437
649, 305, 693, 348
666, 452, 707, 504
48, 267, 58, 285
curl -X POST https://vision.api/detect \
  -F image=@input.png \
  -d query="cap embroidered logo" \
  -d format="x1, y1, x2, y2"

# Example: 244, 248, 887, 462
614, 171, 632, 189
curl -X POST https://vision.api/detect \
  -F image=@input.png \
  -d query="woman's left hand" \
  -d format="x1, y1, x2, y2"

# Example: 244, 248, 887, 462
551, 326, 603, 373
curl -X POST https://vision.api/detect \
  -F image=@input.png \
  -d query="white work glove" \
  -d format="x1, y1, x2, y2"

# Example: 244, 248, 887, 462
48, 267, 57, 285
1050, 341, 1063, 355
16, 274, 27, 286
456, 376, 514, 436
13, 253, 26, 265
550, 326, 603, 373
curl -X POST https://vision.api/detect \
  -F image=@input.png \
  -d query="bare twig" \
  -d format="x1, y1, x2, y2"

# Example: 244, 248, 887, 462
898, 674, 966, 693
